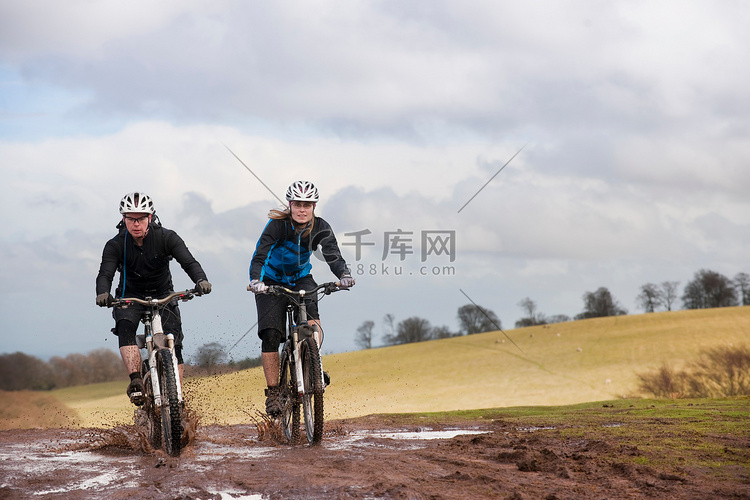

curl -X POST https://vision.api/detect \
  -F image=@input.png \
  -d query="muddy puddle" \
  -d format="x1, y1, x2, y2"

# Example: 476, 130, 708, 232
0, 422, 489, 499
1, 415, 741, 499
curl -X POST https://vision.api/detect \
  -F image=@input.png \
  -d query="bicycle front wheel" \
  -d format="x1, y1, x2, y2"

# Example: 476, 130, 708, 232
156, 348, 183, 457
279, 345, 300, 445
141, 360, 161, 450
300, 336, 324, 445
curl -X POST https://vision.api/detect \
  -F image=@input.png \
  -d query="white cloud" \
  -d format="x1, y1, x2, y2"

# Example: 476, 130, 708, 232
2, 1, 750, 359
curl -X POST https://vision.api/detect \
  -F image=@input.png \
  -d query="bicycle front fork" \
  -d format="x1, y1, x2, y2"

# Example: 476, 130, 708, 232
145, 315, 184, 405
292, 325, 326, 394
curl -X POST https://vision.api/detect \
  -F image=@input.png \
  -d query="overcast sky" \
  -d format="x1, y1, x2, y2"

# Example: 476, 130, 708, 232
2, 1, 749, 362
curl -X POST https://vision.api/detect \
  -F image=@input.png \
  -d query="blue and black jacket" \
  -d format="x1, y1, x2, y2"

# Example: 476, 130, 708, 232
250, 217, 349, 286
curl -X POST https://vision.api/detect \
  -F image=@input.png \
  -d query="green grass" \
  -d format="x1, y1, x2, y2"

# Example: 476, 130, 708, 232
370, 397, 750, 475
11, 305, 750, 428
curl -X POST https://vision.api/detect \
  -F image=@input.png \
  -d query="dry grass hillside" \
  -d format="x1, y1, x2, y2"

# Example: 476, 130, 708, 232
0, 390, 79, 429
28, 306, 750, 428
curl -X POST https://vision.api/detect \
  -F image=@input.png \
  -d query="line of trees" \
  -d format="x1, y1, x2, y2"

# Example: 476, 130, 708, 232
515, 268, 749, 330
357, 268, 750, 348
637, 269, 750, 313
355, 304, 503, 348
0, 343, 264, 391
0, 349, 126, 391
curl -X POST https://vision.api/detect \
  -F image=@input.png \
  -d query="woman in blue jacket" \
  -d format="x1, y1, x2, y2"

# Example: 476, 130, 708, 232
249, 180, 354, 417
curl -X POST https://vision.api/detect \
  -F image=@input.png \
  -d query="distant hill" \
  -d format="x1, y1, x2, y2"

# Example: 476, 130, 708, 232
47, 306, 750, 428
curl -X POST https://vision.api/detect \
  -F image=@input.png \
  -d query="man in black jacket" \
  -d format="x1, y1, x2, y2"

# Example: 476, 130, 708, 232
96, 192, 212, 405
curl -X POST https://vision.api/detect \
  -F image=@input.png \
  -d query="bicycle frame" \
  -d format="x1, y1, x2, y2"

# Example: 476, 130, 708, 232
139, 305, 183, 407
284, 288, 323, 395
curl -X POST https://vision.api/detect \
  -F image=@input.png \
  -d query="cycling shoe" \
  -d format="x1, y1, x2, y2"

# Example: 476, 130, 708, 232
127, 378, 146, 406
265, 386, 282, 418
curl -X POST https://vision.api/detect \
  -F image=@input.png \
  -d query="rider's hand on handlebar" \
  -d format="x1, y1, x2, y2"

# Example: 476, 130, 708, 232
339, 275, 355, 289
196, 279, 212, 295
96, 292, 113, 307
249, 279, 268, 294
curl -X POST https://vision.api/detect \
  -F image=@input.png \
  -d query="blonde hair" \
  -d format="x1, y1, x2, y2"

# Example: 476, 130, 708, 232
269, 206, 314, 238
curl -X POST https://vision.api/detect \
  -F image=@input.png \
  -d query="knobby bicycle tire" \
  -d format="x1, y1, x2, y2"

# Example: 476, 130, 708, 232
279, 345, 300, 445
141, 360, 162, 451
300, 336, 324, 445
156, 348, 183, 457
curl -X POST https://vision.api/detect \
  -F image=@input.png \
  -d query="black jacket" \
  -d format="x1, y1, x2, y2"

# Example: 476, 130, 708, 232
96, 224, 207, 299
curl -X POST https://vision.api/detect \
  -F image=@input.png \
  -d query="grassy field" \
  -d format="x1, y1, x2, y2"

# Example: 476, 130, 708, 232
365, 397, 750, 477
8, 306, 750, 429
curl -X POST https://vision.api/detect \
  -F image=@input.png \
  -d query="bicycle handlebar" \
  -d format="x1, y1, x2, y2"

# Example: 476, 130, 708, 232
108, 288, 202, 308
246, 281, 343, 297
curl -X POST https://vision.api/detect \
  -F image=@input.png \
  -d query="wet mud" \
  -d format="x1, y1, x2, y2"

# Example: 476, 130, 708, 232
0, 413, 747, 499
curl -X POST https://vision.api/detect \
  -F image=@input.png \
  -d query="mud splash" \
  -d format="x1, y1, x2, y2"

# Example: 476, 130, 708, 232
51, 404, 204, 457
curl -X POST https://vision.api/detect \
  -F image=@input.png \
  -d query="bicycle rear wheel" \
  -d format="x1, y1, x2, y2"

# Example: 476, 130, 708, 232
300, 336, 324, 445
279, 345, 300, 445
156, 348, 183, 457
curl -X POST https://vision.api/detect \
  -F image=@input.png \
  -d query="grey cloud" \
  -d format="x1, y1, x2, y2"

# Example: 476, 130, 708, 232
6, 2, 748, 143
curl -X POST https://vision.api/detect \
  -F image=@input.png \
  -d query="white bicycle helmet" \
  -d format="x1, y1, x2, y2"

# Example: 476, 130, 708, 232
119, 192, 155, 214
285, 181, 319, 203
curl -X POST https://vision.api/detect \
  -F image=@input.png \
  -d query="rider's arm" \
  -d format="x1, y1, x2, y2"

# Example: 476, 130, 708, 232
313, 218, 350, 279
163, 229, 209, 284
249, 219, 284, 281
95, 237, 120, 295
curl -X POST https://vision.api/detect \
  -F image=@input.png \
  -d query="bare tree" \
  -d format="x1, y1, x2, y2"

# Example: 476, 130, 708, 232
659, 281, 680, 311
682, 269, 738, 310
431, 325, 455, 339
636, 283, 660, 313
86, 348, 124, 383
384, 317, 432, 345
381, 313, 395, 345
734, 272, 750, 306
193, 342, 227, 368
355, 320, 375, 349
516, 297, 547, 327
49, 356, 79, 388
457, 304, 501, 335
576, 287, 627, 319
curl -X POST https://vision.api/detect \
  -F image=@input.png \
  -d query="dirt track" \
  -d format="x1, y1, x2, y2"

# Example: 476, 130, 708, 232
1, 410, 748, 500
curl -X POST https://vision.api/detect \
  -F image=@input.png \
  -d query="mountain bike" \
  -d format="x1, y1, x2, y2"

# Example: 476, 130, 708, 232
250, 281, 343, 445
108, 288, 202, 457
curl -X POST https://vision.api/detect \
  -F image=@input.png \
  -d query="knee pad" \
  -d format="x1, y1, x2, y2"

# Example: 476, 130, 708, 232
116, 319, 138, 348
260, 328, 283, 353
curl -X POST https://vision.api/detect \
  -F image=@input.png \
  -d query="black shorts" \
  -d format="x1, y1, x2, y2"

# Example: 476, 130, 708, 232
113, 300, 184, 348
255, 275, 320, 339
